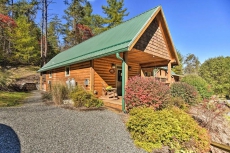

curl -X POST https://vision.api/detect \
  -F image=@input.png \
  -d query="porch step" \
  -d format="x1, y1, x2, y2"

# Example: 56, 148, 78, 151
103, 101, 122, 112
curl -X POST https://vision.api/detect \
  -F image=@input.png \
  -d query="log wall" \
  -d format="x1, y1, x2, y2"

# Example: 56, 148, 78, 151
93, 56, 140, 97
45, 61, 91, 91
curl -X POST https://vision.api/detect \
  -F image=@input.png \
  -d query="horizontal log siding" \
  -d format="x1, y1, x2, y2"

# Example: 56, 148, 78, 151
128, 62, 140, 78
45, 61, 91, 91
93, 56, 140, 97
134, 19, 170, 60
94, 57, 121, 97
70, 61, 91, 91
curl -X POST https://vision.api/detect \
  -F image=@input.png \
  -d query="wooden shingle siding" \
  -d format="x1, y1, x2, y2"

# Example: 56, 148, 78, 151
134, 19, 170, 60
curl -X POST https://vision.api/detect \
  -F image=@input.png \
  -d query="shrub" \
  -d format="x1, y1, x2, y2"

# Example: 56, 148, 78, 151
70, 86, 103, 108
164, 96, 188, 110
125, 76, 170, 111
50, 83, 69, 105
181, 75, 213, 99
42, 92, 52, 100
170, 82, 199, 105
126, 107, 210, 152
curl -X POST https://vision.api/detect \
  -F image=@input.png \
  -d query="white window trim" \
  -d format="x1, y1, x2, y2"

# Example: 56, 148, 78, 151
49, 71, 52, 78
65, 66, 70, 76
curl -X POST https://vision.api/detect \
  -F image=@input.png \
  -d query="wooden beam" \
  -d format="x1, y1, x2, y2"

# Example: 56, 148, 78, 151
123, 52, 128, 86
140, 60, 169, 68
90, 60, 95, 92
167, 61, 171, 84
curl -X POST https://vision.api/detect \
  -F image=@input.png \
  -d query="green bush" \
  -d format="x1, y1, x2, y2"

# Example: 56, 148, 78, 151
70, 86, 103, 108
50, 83, 69, 105
126, 107, 210, 152
181, 75, 213, 100
170, 82, 200, 105
0, 70, 13, 90
164, 97, 188, 110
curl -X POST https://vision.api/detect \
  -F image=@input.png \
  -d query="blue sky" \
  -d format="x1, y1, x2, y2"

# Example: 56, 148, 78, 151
49, 0, 230, 63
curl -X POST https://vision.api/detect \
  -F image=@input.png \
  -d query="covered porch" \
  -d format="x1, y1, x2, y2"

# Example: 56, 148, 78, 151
97, 48, 176, 111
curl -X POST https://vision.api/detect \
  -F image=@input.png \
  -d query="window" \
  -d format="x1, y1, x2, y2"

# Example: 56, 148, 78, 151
49, 71, 52, 78
65, 66, 70, 76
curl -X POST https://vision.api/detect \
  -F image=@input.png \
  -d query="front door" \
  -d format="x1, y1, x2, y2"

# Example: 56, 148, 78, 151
116, 66, 122, 96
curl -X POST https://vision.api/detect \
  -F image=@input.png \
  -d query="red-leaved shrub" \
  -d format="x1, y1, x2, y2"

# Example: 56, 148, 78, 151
125, 76, 170, 111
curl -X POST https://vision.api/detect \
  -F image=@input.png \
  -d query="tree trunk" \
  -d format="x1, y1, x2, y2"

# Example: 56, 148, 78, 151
44, 0, 47, 65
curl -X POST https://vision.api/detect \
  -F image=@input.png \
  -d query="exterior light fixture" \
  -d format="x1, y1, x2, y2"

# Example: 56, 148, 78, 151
128, 66, 132, 71
111, 63, 116, 69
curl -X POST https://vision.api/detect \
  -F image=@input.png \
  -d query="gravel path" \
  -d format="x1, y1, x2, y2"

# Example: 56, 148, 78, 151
0, 91, 145, 153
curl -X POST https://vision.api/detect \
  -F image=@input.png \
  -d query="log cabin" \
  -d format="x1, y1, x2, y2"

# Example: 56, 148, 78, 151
38, 6, 180, 111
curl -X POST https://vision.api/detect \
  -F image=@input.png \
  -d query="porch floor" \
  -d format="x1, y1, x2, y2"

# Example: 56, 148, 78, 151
100, 96, 122, 112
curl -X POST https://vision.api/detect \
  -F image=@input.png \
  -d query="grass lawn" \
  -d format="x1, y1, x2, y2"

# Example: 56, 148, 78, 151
0, 91, 31, 107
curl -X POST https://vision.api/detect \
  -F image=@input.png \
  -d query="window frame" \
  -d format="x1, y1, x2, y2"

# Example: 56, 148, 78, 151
65, 66, 70, 76
49, 70, 52, 78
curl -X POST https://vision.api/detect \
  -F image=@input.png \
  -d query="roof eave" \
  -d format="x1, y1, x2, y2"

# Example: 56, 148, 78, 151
38, 47, 129, 73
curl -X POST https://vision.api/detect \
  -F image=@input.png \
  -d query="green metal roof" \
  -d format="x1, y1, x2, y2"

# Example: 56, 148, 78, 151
159, 67, 181, 76
38, 6, 160, 72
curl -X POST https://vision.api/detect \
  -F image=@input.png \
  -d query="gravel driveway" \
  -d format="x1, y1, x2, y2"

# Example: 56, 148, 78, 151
0, 91, 145, 153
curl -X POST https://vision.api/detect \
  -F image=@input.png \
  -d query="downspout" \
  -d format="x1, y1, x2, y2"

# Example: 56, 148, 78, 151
116, 53, 125, 112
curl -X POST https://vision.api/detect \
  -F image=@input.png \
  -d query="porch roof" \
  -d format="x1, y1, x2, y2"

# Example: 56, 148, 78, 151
38, 6, 161, 72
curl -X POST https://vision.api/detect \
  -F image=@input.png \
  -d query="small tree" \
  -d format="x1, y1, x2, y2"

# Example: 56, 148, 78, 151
181, 75, 213, 99
199, 56, 230, 97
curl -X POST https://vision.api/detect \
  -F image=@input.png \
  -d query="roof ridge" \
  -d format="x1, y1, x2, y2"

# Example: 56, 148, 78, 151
62, 6, 161, 51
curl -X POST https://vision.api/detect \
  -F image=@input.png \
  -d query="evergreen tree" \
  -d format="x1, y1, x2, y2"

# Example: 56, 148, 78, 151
172, 50, 184, 75
81, 2, 104, 35
47, 15, 62, 59
102, 0, 129, 30
13, 0, 39, 21
8, 15, 39, 65
63, 0, 87, 48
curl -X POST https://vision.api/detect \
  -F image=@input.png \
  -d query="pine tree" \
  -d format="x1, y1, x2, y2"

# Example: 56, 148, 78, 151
63, 0, 86, 48
8, 15, 39, 65
172, 50, 184, 75
47, 15, 62, 59
102, 0, 129, 30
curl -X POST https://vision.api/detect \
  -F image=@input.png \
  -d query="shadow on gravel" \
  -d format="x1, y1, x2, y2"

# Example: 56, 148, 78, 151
0, 123, 21, 153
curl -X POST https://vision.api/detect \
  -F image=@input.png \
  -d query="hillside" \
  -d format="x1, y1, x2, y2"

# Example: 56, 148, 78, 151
0, 65, 40, 91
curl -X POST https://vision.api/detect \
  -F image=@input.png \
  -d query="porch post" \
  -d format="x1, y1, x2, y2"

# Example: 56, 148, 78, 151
116, 52, 127, 112
168, 60, 172, 84
122, 52, 128, 112
123, 52, 128, 86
